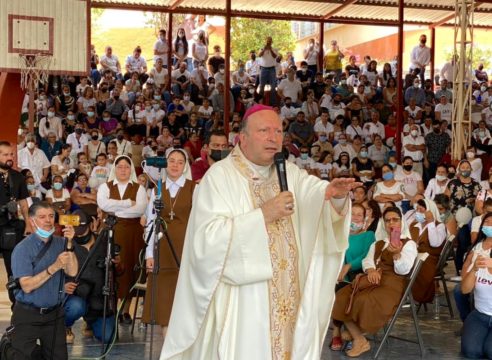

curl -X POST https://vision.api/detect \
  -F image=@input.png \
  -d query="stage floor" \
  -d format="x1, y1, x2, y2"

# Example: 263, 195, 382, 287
0, 258, 467, 360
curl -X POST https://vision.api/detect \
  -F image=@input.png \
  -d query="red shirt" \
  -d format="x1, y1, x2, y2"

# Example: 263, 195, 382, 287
385, 125, 397, 139
191, 158, 210, 182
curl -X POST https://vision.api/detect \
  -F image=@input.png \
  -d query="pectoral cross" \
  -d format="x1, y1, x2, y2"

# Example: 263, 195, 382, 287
169, 210, 175, 220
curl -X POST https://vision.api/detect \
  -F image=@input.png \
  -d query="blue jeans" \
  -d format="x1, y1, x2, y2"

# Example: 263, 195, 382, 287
258, 66, 277, 106
91, 69, 101, 87
64, 296, 87, 327
64, 295, 116, 343
461, 309, 492, 359
453, 283, 472, 322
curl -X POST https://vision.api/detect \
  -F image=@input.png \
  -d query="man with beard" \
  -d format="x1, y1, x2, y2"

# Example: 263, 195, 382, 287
0, 141, 31, 303
190, 130, 228, 182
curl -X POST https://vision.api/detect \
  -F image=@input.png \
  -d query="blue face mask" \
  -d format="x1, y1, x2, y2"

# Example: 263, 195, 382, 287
34, 220, 55, 239
415, 212, 426, 223
389, 162, 397, 169
53, 182, 63, 191
360, 151, 368, 158
350, 222, 363, 232
382, 172, 394, 181
300, 153, 308, 160
27, 184, 36, 192
482, 226, 492, 238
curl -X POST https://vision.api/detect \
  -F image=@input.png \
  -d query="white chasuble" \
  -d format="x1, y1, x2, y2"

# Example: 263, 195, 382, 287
160, 146, 350, 360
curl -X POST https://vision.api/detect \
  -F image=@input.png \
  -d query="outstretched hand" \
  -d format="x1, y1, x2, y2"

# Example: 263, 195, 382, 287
325, 178, 362, 201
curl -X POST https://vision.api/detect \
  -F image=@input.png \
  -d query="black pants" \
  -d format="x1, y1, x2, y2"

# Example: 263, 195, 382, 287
4, 304, 67, 360
1, 220, 26, 303
455, 225, 471, 274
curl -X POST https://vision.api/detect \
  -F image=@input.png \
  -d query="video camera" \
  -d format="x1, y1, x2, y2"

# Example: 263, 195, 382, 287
0, 200, 18, 216
145, 156, 167, 169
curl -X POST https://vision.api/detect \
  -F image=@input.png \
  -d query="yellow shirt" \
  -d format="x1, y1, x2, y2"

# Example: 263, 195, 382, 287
324, 49, 342, 71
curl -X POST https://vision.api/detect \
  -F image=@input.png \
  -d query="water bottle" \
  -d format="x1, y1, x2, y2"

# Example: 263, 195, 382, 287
477, 94, 482, 104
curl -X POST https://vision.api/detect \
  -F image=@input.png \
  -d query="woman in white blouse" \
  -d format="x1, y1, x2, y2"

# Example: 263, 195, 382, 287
373, 164, 405, 209
460, 212, 492, 359
331, 206, 418, 357
51, 144, 73, 180
96, 155, 148, 323
424, 164, 449, 200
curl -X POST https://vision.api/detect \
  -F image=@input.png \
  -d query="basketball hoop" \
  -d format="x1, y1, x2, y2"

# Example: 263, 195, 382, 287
18, 53, 52, 90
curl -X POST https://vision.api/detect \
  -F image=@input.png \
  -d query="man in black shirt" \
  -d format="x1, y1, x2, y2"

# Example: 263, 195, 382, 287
207, 45, 225, 76
0, 141, 31, 303
424, 121, 451, 183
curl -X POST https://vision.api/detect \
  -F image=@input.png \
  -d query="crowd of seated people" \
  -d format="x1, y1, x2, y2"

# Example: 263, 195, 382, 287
12, 31, 492, 358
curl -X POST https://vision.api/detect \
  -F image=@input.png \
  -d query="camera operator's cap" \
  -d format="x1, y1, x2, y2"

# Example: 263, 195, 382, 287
72, 209, 90, 237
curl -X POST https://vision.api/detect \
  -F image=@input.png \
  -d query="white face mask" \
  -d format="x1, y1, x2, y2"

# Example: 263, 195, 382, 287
135, 106, 141, 112
153, 104, 160, 110
481, 86, 487, 92
219, 69, 225, 74
411, 129, 418, 137
26, 141, 35, 150
183, 96, 190, 101
47, 111, 55, 118
145, 106, 152, 112
436, 174, 447, 181
413, 83, 420, 88
466, 151, 475, 159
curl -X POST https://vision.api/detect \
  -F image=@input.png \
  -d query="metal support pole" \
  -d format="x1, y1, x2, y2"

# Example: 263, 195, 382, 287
318, 21, 324, 73
430, 27, 436, 87
396, 0, 404, 160
167, 12, 173, 91
224, 0, 232, 134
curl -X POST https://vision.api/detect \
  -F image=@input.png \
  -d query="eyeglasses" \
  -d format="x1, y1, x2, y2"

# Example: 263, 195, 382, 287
384, 217, 401, 224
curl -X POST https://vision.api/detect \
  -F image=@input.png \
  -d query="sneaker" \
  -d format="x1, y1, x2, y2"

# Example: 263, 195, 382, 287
82, 322, 94, 338
66, 328, 74, 344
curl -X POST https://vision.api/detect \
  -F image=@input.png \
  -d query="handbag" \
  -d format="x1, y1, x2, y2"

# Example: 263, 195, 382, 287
345, 268, 382, 314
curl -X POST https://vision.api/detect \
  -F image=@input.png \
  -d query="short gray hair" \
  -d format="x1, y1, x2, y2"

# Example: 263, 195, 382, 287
28, 201, 54, 218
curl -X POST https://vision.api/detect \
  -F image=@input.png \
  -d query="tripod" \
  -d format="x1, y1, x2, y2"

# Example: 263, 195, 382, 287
101, 214, 118, 357
148, 169, 180, 360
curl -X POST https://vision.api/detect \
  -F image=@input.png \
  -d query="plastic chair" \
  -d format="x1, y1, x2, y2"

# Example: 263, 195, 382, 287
374, 252, 429, 360
434, 234, 455, 318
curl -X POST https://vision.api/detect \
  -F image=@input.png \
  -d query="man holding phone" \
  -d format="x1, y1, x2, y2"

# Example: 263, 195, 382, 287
2, 202, 78, 360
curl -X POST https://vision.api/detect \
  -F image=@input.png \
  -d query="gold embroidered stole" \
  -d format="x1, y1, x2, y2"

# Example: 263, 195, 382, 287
231, 147, 300, 360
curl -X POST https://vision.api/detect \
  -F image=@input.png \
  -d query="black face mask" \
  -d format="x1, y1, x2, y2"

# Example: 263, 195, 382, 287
117, 134, 124, 141
113, 95, 119, 100
0, 161, 13, 170
403, 164, 413, 172
156, 150, 165, 157
433, 127, 441, 133
285, 103, 291, 108
210, 149, 230, 162
151, 146, 158, 151
74, 232, 92, 245
448, 173, 455, 179
75, 128, 83, 135
91, 135, 98, 141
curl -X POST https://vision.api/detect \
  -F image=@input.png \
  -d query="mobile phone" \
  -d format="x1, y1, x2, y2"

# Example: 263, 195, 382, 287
390, 228, 401, 248
59, 215, 80, 227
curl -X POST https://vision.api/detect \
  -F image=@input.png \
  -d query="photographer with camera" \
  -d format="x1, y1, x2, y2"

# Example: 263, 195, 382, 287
63, 210, 118, 344
0, 141, 32, 303
2, 202, 78, 360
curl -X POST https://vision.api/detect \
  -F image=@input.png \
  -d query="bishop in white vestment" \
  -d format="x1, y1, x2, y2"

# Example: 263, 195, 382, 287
160, 105, 359, 360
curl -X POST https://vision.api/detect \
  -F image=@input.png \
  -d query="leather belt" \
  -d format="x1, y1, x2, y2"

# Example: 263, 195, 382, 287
16, 301, 60, 315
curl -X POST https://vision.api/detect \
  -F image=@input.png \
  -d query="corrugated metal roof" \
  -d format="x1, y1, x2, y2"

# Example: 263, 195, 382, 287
92, 0, 492, 27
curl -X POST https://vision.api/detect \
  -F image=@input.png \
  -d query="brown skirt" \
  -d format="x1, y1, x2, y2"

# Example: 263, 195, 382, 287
141, 237, 180, 326
114, 217, 145, 299
331, 271, 407, 334
412, 255, 439, 304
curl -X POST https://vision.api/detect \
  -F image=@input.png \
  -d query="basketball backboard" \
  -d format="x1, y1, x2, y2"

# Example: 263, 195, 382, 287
0, 0, 90, 75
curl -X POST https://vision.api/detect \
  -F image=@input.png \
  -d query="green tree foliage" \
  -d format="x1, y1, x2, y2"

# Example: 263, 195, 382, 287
143, 12, 185, 37
444, 46, 492, 69
91, 8, 105, 30
231, 18, 296, 64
